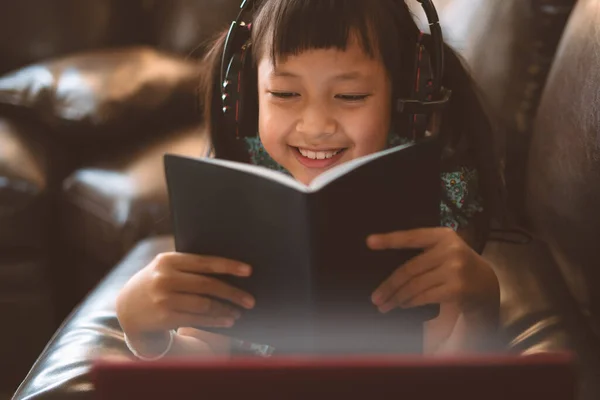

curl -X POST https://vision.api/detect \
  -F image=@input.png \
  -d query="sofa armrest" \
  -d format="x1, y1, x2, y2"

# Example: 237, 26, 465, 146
12, 235, 174, 400
61, 124, 208, 273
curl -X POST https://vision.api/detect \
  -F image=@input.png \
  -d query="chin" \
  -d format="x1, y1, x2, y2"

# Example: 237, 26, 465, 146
293, 172, 315, 186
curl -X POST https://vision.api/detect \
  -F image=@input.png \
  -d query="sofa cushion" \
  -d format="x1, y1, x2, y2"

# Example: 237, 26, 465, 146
61, 124, 209, 274
0, 117, 51, 250
0, 47, 203, 144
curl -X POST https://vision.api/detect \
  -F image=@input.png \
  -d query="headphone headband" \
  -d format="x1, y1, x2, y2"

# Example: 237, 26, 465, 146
220, 0, 255, 97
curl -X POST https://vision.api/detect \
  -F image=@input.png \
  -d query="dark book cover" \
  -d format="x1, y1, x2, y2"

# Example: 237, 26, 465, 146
164, 138, 443, 354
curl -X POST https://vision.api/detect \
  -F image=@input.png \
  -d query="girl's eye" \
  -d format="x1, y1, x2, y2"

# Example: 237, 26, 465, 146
269, 91, 299, 99
336, 94, 370, 102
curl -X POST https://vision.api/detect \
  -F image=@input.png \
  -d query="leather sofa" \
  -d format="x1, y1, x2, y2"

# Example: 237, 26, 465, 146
0, 0, 240, 392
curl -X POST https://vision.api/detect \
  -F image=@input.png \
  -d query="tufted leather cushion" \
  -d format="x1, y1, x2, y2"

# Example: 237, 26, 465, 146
61, 124, 209, 281
527, 0, 600, 338
0, 47, 202, 143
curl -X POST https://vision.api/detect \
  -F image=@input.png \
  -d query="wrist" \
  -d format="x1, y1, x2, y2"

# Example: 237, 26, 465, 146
124, 330, 176, 360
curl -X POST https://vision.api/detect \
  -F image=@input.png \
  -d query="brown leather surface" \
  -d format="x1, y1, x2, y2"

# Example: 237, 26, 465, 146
61, 124, 209, 271
0, 1, 148, 75
0, 47, 202, 143
484, 240, 571, 354
526, 0, 600, 339
0, 118, 56, 391
12, 236, 174, 400
11, 235, 574, 400
0, 117, 49, 249
0, 253, 56, 392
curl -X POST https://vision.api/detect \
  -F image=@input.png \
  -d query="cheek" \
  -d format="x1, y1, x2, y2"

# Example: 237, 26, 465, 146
258, 99, 290, 157
258, 101, 279, 139
347, 101, 391, 154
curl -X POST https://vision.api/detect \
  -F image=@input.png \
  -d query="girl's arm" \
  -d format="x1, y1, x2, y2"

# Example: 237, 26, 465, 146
423, 223, 500, 354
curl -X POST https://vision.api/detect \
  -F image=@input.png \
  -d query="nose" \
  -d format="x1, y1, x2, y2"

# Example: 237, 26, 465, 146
296, 101, 336, 140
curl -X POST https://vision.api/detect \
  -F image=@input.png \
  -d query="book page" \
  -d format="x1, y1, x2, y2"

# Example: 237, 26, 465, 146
308, 142, 415, 191
186, 156, 309, 192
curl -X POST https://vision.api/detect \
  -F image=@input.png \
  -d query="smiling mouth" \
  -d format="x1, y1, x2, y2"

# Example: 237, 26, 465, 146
295, 147, 347, 160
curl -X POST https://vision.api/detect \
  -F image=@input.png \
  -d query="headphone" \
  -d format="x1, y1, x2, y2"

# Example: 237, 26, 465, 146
218, 0, 452, 146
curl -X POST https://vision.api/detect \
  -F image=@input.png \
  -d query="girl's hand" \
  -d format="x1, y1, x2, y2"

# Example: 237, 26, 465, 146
367, 227, 499, 321
116, 252, 255, 357
175, 327, 234, 357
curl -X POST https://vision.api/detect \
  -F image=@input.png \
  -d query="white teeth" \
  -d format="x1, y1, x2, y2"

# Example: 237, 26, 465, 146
298, 148, 342, 160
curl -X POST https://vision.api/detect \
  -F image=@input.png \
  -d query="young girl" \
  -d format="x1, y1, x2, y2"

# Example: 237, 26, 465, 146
116, 0, 501, 359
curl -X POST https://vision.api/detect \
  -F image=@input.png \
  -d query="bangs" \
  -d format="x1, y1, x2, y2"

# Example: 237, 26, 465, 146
251, 0, 414, 68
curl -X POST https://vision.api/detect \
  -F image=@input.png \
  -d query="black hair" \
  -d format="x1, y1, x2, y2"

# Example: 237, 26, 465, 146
251, 0, 419, 103
199, 0, 501, 249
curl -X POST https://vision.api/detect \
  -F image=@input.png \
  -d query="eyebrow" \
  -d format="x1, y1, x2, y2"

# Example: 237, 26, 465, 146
271, 70, 365, 81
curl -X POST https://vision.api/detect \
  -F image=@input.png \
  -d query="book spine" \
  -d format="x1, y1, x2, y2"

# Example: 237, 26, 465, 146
305, 193, 320, 353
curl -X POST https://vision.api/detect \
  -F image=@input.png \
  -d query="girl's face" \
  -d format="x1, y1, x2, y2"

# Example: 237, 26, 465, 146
257, 37, 392, 185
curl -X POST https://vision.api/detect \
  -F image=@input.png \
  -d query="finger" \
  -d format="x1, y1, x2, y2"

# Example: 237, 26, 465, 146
372, 244, 447, 306
401, 285, 456, 308
378, 269, 446, 313
168, 293, 243, 320
367, 227, 455, 251
156, 252, 252, 277
169, 272, 255, 309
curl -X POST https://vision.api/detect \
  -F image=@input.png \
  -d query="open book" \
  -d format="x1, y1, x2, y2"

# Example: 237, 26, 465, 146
164, 138, 442, 355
